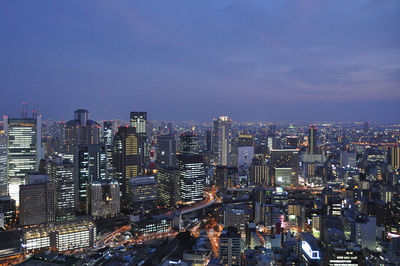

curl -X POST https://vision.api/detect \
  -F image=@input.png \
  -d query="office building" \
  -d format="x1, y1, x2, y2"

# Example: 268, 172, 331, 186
74, 144, 107, 213
48, 156, 75, 221
312, 214, 322, 239
308, 125, 318, 155
219, 226, 242, 266
130, 112, 147, 171
237, 146, 254, 169
288, 204, 306, 231
157, 135, 177, 167
7, 116, 43, 206
0, 123, 7, 196
87, 180, 120, 219
65, 109, 100, 154
238, 134, 254, 147
285, 136, 299, 148
22, 219, 96, 252
157, 167, 180, 208
213, 116, 232, 166
0, 196, 16, 228
214, 166, 237, 188
113, 126, 140, 203
102, 120, 115, 171
249, 158, 270, 185
130, 112, 147, 135
392, 142, 400, 170
19, 174, 56, 226
178, 154, 205, 204
224, 206, 246, 236
270, 149, 299, 186
128, 176, 157, 213
179, 131, 200, 155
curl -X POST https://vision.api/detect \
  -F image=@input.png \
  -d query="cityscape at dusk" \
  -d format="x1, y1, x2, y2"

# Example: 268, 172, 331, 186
0, 1, 400, 266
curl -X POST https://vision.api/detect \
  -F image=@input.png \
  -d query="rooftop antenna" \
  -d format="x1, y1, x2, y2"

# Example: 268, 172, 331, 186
32, 102, 38, 118
21, 102, 29, 118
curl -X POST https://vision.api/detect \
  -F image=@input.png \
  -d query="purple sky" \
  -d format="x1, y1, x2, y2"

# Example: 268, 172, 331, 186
1, 0, 399, 122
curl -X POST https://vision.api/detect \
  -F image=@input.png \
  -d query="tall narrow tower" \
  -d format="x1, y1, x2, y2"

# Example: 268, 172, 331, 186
308, 125, 318, 155
213, 116, 232, 166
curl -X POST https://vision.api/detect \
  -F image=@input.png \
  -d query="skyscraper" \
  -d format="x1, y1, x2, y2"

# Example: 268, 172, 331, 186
130, 112, 147, 173
19, 174, 56, 226
392, 142, 400, 170
157, 167, 180, 208
0, 122, 7, 196
102, 121, 115, 172
113, 126, 140, 204
178, 154, 205, 204
179, 131, 200, 155
128, 176, 157, 213
130, 112, 147, 135
7, 116, 43, 206
86, 180, 120, 219
213, 116, 232, 166
48, 156, 75, 221
270, 149, 300, 186
308, 125, 318, 155
157, 135, 177, 167
74, 144, 107, 213
65, 109, 100, 154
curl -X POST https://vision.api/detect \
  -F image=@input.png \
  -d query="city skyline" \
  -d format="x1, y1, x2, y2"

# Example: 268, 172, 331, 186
1, 1, 399, 122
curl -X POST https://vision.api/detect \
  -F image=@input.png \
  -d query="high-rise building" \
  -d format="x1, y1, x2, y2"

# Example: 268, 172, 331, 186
19, 174, 56, 226
0, 122, 7, 196
219, 226, 242, 266
270, 149, 300, 186
237, 146, 254, 169
288, 204, 306, 231
157, 135, 177, 167
178, 154, 205, 204
128, 176, 157, 213
74, 144, 107, 213
214, 166, 238, 188
102, 121, 114, 146
179, 131, 200, 155
48, 156, 75, 221
391, 142, 400, 170
285, 136, 299, 148
238, 134, 254, 147
86, 180, 120, 219
224, 206, 246, 236
130, 112, 147, 172
130, 112, 147, 135
65, 109, 100, 154
308, 125, 318, 155
0, 196, 16, 228
113, 126, 140, 204
213, 116, 232, 166
102, 121, 115, 171
249, 158, 270, 185
157, 167, 180, 208
7, 116, 43, 206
